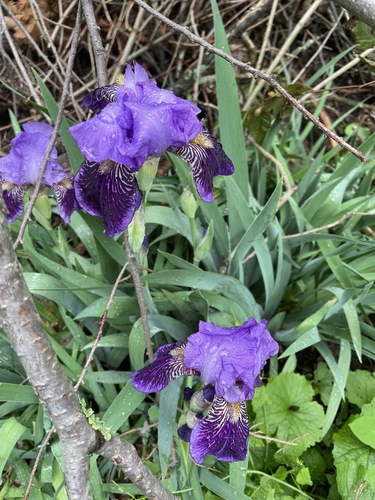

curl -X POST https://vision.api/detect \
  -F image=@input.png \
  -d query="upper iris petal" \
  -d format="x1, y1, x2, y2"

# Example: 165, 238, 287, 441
183, 318, 279, 403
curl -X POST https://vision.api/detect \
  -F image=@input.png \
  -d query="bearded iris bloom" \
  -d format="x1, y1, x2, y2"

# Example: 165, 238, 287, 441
131, 318, 279, 463
0, 122, 78, 223
70, 62, 234, 236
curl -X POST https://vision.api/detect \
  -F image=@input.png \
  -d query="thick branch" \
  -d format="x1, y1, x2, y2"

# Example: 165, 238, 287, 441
98, 436, 179, 500
333, 0, 375, 28
0, 197, 97, 500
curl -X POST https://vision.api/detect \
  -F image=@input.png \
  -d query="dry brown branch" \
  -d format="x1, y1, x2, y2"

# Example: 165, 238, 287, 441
13, 6, 83, 249
131, 0, 367, 163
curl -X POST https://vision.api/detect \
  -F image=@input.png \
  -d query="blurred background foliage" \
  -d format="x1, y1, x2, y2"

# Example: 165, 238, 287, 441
0, 0, 375, 498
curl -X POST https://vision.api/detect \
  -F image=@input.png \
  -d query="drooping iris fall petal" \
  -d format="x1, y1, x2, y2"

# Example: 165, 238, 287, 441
131, 342, 194, 393
74, 160, 142, 237
169, 130, 235, 202
189, 397, 249, 464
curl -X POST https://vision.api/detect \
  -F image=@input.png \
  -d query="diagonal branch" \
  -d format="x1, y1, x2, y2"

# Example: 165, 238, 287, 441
81, 0, 108, 87
131, 0, 367, 163
13, 6, 83, 249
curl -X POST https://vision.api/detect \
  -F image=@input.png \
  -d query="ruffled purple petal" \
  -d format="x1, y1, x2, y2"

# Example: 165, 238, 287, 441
132, 342, 193, 393
189, 397, 249, 464
183, 318, 279, 403
169, 130, 234, 202
0, 123, 58, 186
2, 183, 28, 223
51, 176, 80, 223
69, 103, 126, 164
82, 83, 119, 111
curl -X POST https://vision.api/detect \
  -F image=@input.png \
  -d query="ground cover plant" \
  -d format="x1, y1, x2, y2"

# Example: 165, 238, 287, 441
0, 0, 375, 499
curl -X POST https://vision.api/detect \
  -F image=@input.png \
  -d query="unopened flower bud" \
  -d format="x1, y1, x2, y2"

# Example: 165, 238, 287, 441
136, 156, 159, 193
194, 220, 214, 262
180, 187, 198, 219
128, 207, 145, 253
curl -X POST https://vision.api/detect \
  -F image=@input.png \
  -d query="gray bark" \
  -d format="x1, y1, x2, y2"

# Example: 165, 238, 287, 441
332, 0, 375, 27
0, 197, 98, 500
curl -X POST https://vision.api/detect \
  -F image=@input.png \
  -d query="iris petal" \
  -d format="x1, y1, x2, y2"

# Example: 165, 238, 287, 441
184, 318, 279, 403
189, 397, 249, 464
2, 183, 27, 223
74, 160, 142, 237
74, 161, 103, 217
51, 176, 79, 223
131, 342, 193, 393
82, 83, 119, 111
99, 161, 142, 237
169, 130, 234, 202
69, 103, 125, 164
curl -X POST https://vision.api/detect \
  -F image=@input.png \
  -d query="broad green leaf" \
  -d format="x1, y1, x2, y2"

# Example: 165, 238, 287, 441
349, 417, 375, 449
346, 370, 375, 408
200, 469, 251, 500
252, 373, 325, 460
0, 384, 38, 403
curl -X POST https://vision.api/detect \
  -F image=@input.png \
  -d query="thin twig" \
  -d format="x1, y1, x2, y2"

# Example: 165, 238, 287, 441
24, 427, 55, 500
74, 259, 129, 390
282, 211, 375, 240
81, 0, 108, 87
124, 232, 154, 363
131, 0, 367, 162
13, 6, 82, 249
248, 135, 293, 192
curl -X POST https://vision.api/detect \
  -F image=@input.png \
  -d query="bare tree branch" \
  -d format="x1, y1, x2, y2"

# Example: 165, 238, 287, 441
0, 196, 97, 500
13, 6, 83, 249
98, 436, 179, 500
131, 0, 367, 163
332, 0, 375, 28
81, 0, 108, 87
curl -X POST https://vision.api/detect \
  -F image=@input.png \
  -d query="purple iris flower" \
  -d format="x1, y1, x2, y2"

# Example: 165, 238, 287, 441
0, 122, 78, 223
131, 318, 278, 464
70, 62, 203, 171
69, 63, 234, 237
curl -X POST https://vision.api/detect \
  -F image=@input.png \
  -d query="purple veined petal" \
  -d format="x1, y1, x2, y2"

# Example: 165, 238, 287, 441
189, 397, 249, 464
74, 159, 143, 237
82, 83, 119, 111
99, 161, 143, 237
22, 122, 54, 138
169, 130, 234, 202
131, 342, 194, 393
51, 176, 80, 223
2, 182, 28, 223
74, 161, 103, 217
